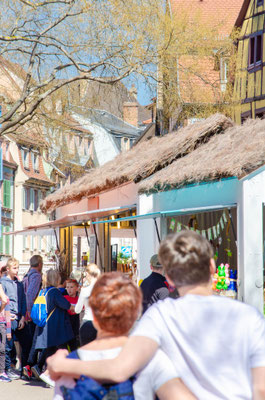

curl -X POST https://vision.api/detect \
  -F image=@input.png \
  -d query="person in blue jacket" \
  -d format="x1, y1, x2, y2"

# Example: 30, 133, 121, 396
31, 269, 74, 379
0, 257, 31, 379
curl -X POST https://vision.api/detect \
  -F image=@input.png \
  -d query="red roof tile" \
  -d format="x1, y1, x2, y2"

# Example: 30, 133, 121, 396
170, 0, 243, 36
169, 0, 244, 104
17, 147, 53, 186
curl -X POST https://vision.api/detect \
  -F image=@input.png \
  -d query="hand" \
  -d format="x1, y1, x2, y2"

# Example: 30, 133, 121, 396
18, 316, 25, 330
70, 305, 75, 312
7, 333, 12, 340
47, 349, 68, 381
10, 314, 16, 321
25, 311, 32, 322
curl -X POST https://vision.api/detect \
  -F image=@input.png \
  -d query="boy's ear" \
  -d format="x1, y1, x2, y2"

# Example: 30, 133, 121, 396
209, 258, 216, 275
165, 274, 175, 288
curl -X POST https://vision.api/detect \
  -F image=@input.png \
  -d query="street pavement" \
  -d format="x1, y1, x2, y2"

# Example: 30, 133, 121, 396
0, 378, 53, 400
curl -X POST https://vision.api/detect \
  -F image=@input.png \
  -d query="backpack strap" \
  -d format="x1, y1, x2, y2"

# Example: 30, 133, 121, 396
46, 307, 56, 322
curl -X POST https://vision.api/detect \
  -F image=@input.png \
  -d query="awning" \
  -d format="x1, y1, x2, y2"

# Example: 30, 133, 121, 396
92, 204, 237, 224
4, 204, 136, 236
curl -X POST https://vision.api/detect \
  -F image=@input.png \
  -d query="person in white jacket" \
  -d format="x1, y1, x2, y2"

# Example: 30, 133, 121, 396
74, 264, 101, 345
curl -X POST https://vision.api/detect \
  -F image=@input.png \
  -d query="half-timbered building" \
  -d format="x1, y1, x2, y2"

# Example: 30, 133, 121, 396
233, 0, 265, 123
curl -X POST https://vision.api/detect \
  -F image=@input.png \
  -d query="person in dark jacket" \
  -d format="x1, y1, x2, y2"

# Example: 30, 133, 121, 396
0, 258, 31, 379
140, 254, 169, 314
31, 269, 74, 380
22, 255, 43, 380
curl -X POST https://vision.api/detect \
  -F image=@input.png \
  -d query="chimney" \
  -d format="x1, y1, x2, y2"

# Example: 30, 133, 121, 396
123, 102, 139, 127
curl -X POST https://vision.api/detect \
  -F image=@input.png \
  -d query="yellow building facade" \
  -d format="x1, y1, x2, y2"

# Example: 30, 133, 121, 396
234, 0, 265, 123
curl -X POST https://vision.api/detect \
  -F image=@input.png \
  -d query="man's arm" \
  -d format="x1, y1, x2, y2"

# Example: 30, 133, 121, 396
0, 283, 7, 312
252, 367, 265, 400
26, 273, 41, 315
47, 336, 158, 382
156, 378, 197, 400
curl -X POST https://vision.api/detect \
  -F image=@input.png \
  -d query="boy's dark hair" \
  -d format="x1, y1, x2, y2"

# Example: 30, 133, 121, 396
0, 266, 7, 274
158, 230, 213, 287
30, 255, 42, 268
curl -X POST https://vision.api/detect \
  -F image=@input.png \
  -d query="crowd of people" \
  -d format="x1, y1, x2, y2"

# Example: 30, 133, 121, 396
0, 255, 101, 386
0, 230, 264, 399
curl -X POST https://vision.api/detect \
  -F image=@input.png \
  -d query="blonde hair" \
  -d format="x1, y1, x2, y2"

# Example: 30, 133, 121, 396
6, 257, 19, 269
45, 269, 60, 288
85, 263, 101, 284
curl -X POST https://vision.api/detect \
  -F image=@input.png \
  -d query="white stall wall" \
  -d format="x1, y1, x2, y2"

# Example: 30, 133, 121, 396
138, 176, 265, 312
238, 168, 265, 312
137, 193, 161, 280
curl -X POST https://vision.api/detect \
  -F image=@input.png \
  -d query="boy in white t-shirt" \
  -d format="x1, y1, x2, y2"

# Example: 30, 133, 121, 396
53, 272, 195, 400
47, 231, 265, 399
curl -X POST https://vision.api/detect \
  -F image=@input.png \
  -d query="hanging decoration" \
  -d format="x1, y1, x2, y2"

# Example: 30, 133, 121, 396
212, 263, 237, 299
169, 210, 229, 241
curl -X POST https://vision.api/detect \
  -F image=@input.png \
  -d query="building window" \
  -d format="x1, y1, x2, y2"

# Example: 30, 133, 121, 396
23, 187, 34, 210
21, 148, 29, 169
3, 180, 11, 209
257, 0, 263, 6
31, 152, 39, 172
34, 189, 39, 211
249, 34, 262, 70
121, 137, 130, 152
241, 111, 252, 124
5, 226, 10, 256
23, 187, 42, 211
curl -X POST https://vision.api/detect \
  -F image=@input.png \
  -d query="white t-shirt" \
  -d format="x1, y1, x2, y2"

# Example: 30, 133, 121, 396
75, 282, 95, 322
53, 347, 178, 400
132, 294, 265, 400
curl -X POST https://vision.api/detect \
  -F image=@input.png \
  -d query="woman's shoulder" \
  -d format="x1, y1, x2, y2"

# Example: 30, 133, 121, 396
47, 287, 60, 299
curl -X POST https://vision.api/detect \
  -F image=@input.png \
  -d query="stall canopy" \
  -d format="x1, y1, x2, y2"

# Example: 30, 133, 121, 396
92, 204, 237, 224
4, 205, 136, 236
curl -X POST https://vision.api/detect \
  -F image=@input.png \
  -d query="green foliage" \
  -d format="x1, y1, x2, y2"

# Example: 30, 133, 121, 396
117, 251, 131, 264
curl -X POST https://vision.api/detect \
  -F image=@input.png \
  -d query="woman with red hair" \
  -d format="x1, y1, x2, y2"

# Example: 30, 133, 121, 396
53, 272, 195, 400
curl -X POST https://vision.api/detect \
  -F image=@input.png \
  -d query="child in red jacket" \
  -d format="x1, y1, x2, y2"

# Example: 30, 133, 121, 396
64, 279, 80, 351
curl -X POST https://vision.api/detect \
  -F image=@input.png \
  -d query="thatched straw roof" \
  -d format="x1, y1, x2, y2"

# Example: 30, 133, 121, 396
139, 118, 265, 194
41, 113, 232, 213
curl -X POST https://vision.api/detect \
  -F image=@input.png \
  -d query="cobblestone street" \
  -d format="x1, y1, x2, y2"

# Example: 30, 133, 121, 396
1, 378, 53, 400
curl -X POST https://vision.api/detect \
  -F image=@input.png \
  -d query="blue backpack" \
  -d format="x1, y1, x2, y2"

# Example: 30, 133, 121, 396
30, 287, 56, 327
60, 350, 135, 400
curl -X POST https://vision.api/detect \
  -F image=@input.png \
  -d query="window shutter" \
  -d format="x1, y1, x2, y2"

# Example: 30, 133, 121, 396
23, 234, 26, 250
3, 180, 6, 206
3, 180, 11, 208
30, 188, 34, 211
38, 190, 42, 210
0, 225, 3, 254
0, 147, 3, 181
6, 180, 10, 208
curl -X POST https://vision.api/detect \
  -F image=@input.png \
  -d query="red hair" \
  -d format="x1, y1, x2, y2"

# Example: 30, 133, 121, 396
89, 272, 142, 335
65, 279, 79, 287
